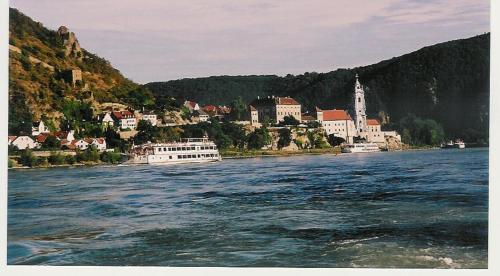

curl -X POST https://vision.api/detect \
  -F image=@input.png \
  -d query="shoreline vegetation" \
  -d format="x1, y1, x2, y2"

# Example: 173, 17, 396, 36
9, 145, 488, 170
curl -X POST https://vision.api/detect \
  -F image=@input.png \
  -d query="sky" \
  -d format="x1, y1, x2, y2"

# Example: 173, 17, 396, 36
10, 0, 490, 83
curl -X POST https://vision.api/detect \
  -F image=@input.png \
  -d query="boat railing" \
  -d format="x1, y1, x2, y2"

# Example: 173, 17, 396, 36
180, 137, 210, 143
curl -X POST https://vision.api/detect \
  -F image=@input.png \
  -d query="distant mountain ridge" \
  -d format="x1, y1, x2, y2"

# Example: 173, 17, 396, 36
146, 34, 490, 142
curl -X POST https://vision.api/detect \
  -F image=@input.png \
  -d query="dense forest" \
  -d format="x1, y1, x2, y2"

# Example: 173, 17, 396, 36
147, 34, 490, 143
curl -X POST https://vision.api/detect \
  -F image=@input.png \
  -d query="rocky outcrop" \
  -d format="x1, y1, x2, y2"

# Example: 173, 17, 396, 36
57, 26, 82, 60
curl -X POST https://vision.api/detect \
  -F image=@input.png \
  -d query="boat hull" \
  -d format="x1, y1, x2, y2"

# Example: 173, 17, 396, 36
341, 143, 381, 153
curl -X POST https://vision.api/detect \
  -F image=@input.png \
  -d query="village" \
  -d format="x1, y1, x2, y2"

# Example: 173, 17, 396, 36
8, 75, 402, 167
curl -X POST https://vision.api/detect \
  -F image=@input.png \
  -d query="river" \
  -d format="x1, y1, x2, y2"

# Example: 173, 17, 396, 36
7, 148, 488, 268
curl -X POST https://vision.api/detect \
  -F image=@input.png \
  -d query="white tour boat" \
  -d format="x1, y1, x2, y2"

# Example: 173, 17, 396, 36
341, 143, 381, 153
130, 137, 221, 164
440, 140, 465, 149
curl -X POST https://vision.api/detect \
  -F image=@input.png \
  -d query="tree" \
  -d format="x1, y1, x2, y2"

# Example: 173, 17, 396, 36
229, 96, 247, 121
247, 127, 271, 150
396, 114, 445, 145
221, 121, 246, 149
48, 152, 65, 165
280, 115, 300, 126
306, 121, 321, 128
277, 128, 292, 149
134, 120, 157, 144
20, 149, 35, 167
8, 89, 32, 135
327, 134, 346, 147
42, 135, 61, 150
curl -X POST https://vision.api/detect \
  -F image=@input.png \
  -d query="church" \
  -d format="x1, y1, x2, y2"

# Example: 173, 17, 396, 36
352, 74, 401, 143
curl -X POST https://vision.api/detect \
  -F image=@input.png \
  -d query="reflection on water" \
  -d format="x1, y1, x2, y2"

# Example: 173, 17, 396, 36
8, 148, 488, 267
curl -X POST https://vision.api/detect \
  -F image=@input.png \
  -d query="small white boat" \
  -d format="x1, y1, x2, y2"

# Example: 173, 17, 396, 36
454, 140, 465, 149
341, 143, 381, 153
441, 140, 465, 149
129, 137, 221, 164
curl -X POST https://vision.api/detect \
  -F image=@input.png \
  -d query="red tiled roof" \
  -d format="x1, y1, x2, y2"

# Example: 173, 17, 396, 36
36, 134, 48, 143
186, 101, 197, 108
112, 111, 124, 120
203, 105, 217, 112
249, 105, 257, 111
8, 136, 17, 142
367, 119, 380, 125
217, 106, 231, 114
112, 110, 134, 120
315, 106, 323, 112
277, 97, 300, 105
322, 109, 352, 121
54, 131, 70, 139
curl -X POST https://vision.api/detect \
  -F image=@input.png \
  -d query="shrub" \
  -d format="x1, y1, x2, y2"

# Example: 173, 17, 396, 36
65, 155, 76, 165
327, 134, 346, 147
277, 128, 292, 149
48, 152, 65, 165
100, 151, 121, 164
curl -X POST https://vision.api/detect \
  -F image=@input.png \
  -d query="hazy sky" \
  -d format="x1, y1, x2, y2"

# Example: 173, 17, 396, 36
10, 0, 490, 83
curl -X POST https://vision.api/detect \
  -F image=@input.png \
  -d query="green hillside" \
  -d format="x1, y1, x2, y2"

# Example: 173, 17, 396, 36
146, 34, 490, 143
8, 8, 154, 134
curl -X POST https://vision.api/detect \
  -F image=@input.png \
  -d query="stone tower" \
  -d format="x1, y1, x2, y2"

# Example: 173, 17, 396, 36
354, 74, 367, 134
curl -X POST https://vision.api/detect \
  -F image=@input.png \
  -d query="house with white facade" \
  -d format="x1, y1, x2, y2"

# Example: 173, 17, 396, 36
55, 130, 75, 142
100, 112, 115, 128
140, 111, 158, 126
32, 121, 50, 136
249, 96, 302, 124
89, 138, 107, 151
184, 101, 200, 112
316, 108, 356, 144
193, 109, 209, 122
111, 110, 137, 130
11, 136, 38, 150
70, 138, 107, 151
352, 74, 401, 143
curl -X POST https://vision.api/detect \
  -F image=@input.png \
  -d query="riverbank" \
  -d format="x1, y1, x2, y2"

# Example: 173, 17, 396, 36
9, 146, 484, 169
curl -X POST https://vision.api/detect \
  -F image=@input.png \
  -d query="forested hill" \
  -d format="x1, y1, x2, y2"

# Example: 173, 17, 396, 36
146, 33, 490, 142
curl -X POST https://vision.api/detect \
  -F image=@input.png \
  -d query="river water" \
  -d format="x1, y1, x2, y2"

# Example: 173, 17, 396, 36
7, 148, 488, 268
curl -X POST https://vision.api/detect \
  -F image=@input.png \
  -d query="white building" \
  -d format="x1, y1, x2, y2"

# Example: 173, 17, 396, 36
249, 105, 260, 126
316, 108, 356, 144
11, 136, 38, 150
55, 130, 75, 142
184, 101, 200, 112
141, 111, 158, 126
71, 138, 107, 151
353, 75, 401, 143
32, 121, 50, 136
249, 96, 302, 124
101, 112, 114, 128
195, 110, 209, 122
90, 138, 107, 151
111, 110, 137, 130
354, 74, 368, 133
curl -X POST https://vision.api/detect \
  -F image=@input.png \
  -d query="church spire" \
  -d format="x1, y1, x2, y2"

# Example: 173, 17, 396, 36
354, 74, 367, 134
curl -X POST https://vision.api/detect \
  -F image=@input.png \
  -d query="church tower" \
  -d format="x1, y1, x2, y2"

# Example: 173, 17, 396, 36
354, 74, 367, 134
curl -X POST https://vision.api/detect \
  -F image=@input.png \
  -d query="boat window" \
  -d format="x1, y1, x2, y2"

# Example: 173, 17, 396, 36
158, 148, 162, 152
